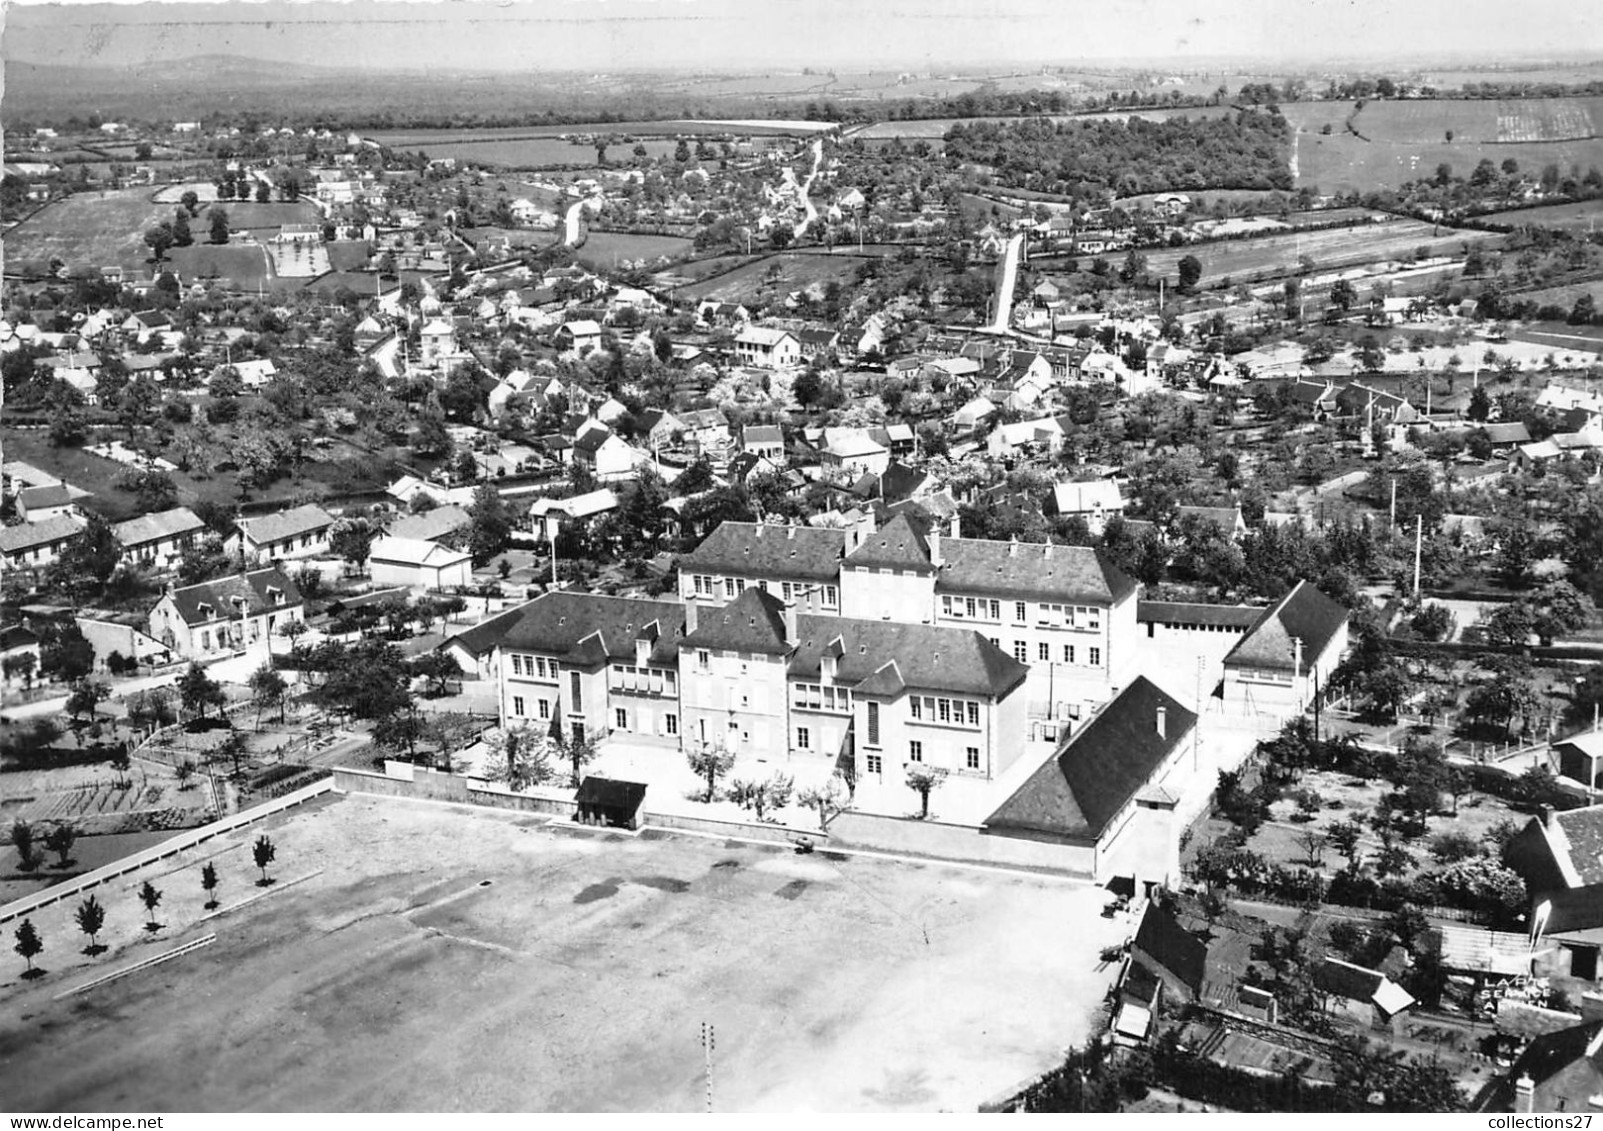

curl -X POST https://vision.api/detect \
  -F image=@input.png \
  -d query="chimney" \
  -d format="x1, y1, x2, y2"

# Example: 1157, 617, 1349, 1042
1156, 706, 1167, 740
1008, 535, 1018, 557
754, 524, 764, 538
1541, 804, 1555, 829
684, 594, 698, 636
783, 602, 798, 647
1514, 1075, 1535, 1114
949, 512, 961, 538
929, 527, 942, 567
1582, 992, 1603, 1023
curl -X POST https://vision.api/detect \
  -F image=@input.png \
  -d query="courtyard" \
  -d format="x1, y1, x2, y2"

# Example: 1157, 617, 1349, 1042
0, 793, 1125, 1112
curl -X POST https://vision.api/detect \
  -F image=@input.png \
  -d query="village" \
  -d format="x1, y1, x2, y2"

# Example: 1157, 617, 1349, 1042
5, 85, 1603, 1113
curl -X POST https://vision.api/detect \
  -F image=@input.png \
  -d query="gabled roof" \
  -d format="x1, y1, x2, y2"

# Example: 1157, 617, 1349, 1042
1137, 600, 1264, 629
1542, 806, 1603, 887
1223, 580, 1350, 673
369, 535, 471, 568
0, 515, 85, 554
936, 534, 1138, 606
789, 614, 1028, 699
844, 513, 937, 575
735, 325, 798, 348
236, 503, 335, 546
985, 677, 1195, 839
679, 521, 845, 582
1053, 480, 1124, 513
496, 591, 685, 668
1482, 422, 1532, 445
112, 507, 206, 548
742, 423, 784, 446
441, 600, 537, 659
1314, 958, 1416, 1016
1132, 901, 1208, 994
1481, 1020, 1603, 1112
166, 566, 301, 626
18, 483, 74, 509
386, 505, 472, 542
684, 587, 791, 656
1176, 504, 1243, 531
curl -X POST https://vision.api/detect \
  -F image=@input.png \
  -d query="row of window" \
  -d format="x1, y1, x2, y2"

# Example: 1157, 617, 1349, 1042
940, 596, 1103, 631
908, 696, 981, 728
1234, 668, 1295, 685
863, 747, 980, 773
689, 574, 838, 607
792, 682, 852, 713
614, 707, 678, 735
606, 664, 677, 694
1006, 640, 1103, 666
509, 654, 561, 680
509, 695, 552, 720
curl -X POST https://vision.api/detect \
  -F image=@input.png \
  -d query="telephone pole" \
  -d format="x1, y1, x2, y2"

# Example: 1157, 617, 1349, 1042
700, 1022, 716, 1113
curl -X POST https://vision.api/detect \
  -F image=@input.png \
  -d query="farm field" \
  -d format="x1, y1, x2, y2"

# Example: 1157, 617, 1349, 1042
1282, 99, 1603, 193
574, 229, 696, 268
165, 243, 272, 288
2, 187, 176, 275
408, 137, 681, 168
1507, 280, 1603, 309
1504, 321, 1603, 356
0, 795, 1124, 1112
675, 251, 868, 304
1477, 199, 1603, 232
369, 120, 830, 148
849, 104, 1237, 140
1140, 219, 1501, 286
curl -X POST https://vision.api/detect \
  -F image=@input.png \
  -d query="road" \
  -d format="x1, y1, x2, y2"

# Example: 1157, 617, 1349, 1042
984, 233, 1025, 335
791, 138, 824, 241
563, 194, 601, 246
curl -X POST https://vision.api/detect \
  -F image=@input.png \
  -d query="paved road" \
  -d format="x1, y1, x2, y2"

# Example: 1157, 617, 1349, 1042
985, 234, 1025, 335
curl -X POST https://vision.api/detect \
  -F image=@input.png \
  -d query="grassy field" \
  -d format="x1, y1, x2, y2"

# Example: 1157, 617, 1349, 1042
1505, 322, 1603, 355
1283, 100, 1603, 194
675, 251, 867, 303
1478, 199, 1603, 232
412, 137, 681, 168
850, 104, 1237, 141
1508, 279, 1603, 308
370, 120, 826, 149
0, 794, 1124, 1112
165, 243, 272, 288
1140, 218, 1501, 286
575, 230, 697, 268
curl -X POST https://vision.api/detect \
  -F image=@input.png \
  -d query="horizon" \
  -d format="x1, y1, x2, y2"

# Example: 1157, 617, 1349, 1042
5, 0, 1603, 73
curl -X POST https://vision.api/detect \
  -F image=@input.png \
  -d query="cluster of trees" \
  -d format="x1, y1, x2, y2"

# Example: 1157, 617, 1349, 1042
944, 110, 1295, 197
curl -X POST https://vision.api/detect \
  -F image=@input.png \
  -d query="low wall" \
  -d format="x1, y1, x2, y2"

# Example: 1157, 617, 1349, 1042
647, 810, 821, 844
827, 811, 1097, 877
0, 779, 335, 926
331, 765, 574, 818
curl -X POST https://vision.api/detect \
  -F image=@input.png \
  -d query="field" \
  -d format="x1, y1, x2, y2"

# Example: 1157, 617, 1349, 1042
1283, 99, 1603, 194
848, 104, 1237, 141
1139, 218, 1501, 286
0, 795, 1124, 1112
1507, 279, 1603, 309
406, 137, 680, 168
574, 230, 696, 269
166, 243, 273, 288
674, 250, 868, 304
1504, 321, 1603, 356
1477, 199, 1603, 232
369, 120, 829, 149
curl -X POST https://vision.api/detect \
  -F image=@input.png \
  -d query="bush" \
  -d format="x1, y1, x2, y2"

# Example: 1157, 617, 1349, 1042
1429, 830, 1483, 864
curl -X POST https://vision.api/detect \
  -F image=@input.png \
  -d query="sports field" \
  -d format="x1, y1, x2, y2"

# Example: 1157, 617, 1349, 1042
0, 795, 1123, 1112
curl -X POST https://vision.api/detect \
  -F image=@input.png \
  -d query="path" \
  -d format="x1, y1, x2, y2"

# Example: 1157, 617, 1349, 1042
792, 138, 824, 241
983, 233, 1026, 335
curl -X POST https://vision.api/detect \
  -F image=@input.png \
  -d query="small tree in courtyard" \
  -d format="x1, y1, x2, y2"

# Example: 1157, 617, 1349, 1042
905, 764, 949, 820
797, 775, 846, 831
10, 819, 40, 872
138, 880, 163, 932
76, 894, 106, 954
253, 835, 276, 886
14, 919, 43, 978
43, 823, 76, 868
686, 738, 736, 802
729, 773, 794, 822
201, 862, 220, 910
554, 728, 598, 789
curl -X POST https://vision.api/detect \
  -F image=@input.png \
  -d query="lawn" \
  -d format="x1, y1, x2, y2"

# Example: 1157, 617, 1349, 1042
165, 242, 272, 288
1478, 199, 1603, 232
2, 187, 177, 275
574, 229, 697, 268
675, 251, 868, 304
0, 794, 1125, 1112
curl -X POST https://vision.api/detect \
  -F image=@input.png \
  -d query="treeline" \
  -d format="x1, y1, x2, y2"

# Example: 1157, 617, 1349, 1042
944, 110, 1294, 199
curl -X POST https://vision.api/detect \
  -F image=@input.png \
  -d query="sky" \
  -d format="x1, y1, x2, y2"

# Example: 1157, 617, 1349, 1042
4, 0, 1601, 72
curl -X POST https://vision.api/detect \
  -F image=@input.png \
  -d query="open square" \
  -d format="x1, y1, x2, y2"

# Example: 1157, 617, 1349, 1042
0, 795, 1124, 1112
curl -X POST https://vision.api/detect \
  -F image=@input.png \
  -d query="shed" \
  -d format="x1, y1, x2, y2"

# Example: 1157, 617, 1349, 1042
574, 776, 647, 830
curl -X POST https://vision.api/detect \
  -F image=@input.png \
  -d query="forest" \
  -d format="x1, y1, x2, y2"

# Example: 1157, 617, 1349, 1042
943, 109, 1295, 198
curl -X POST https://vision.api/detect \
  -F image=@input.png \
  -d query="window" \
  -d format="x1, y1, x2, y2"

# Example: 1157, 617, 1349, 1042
1013, 641, 1028, 662
200, 631, 211, 650
966, 702, 979, 727
538, 699, 550, 720
866, 702, 880, 746
909, 740, 923, 762
1064, 644, 1075, 663
988, 600, 1001, 620
824, 585, 838, 606
512, 696, 526, 717
570, 670, 583, 710
909, 698, 922, 720
797, 727, 810, 750
697, 649, 710, 671
1015, 601, 1027, 624
724, 578, 737, 598
1038, 642, 1050, 661
615, 708, 628, 730
782, 582, 793, 601
938, 699, 952, 724
512, 655, 524, 676
866, 754, 883, 775
989, 637, 1000, 648
966, 747, 980, 770
1089, 647, 1102, 666
941, 595, 954, 616
965, 597, 977, 618
665, 713, 678, 736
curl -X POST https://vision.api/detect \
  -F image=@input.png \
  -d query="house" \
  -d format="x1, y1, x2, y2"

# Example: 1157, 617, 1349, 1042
698, 302, 750, 328
385, 505, 472, 544
228, 503, 336, 564
636, 409, 688, 452
368, 536, 473, 591
1552, 731, 1603, 791
15, 483, 83, 523
820, 429, 890, 478
677, 408, 734, 461
678, 587, 1030, 774
1313, 958, 1416, 1031
1504, 806, 1603, 982
1221, 580, 1350, 716
435, 600, 535, 682
1050, 480, 1125, 533
987, 415, 1065, 458
529, 488, 620, 542
678, 521, 853, 613
572, 430, 641, 483
795, 328, 839, 360
1475, 1010, 1603, 1113
112, 507, 208, 570
733, 326, 801, 369
148, 566, 304, 660
1175, 504, 1247, 538
741, 424, 786, 463
0, 515, 85, 572
984, 677, 1198, 884
495, 592, 687, 746
555, 320, 604, 355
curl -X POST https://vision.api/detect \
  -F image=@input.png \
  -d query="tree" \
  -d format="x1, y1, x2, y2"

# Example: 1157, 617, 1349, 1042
554, 728, 598, 788
686, 738, 737, 802
1327, 817, 1365, 871
466, 482, 516, 567
1118, 248, 1147, 285
329, 517, 376, 576
179, 662, 226, 721
138, 879, 163, 931
207, 206, 230, 244
144, 221, 175, 262
481, 724, 554, 791
1532, 580, 1593, 644
1330, 278, 1357, 312
1482, 601, 1536, 647
202, 861, 220, 909
372, 703, 428, 761
1467, 384, 1491, 422
180, 189, 200, 216
410, 652, 462, 698
796, 776, 846, 831
171, 208, 193, 248
252, 834, 277, 885
1176, 254, 1202, 293
66, 679, 110, 727
10, 819, 40, 873
42, 823, 76, 868
48, 513, 121, 598
728, 773, 794, 822
4, 652, 37, 690
108, 747, 132, 789
248, 663, 288, 728
176, 759, 196, 790
76, 894, 106, 953
1357, 335, 1386, 373
14, 919, 43, 977
905, 763, 949, 819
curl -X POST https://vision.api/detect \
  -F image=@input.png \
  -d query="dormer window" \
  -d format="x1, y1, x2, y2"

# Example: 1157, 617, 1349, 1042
197, 602, 213, 619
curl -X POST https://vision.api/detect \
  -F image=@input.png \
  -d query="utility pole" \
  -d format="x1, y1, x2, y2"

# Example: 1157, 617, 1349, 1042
1413, 513, 1424, 598
699, 1022, 715, 1113
1389, 477, 1397, 532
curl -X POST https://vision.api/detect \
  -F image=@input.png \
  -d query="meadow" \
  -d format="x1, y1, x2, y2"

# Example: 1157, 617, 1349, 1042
1477, 199, 1603, 232
574, 229, 697, 268
675, 250, 868, 304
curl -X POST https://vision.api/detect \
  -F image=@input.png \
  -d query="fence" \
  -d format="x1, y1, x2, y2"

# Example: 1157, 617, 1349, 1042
0, 779, 335, 927
826, 810, 1096, 877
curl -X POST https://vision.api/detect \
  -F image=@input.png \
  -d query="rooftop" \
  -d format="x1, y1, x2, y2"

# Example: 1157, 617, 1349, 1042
1223, 581, 1350, 674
